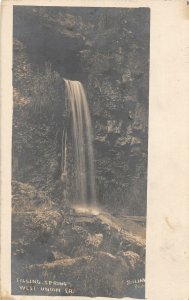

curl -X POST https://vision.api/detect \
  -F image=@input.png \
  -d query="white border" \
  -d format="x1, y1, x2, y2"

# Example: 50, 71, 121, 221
1, 1, 189, 300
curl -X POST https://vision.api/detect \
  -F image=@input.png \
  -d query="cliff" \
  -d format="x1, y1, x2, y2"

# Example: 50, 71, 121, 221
12, 6, 149, 298
13, 6, 149, 215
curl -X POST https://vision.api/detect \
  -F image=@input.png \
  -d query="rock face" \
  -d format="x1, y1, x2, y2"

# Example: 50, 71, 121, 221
12, 187, 145, 297
12, 6, 149, 298
13, 6, 149, 215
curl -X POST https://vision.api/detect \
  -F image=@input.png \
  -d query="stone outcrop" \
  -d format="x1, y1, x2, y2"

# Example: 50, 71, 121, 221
12, 7, 149, 298
12, 186, 145, 297
13, 7, 149, 214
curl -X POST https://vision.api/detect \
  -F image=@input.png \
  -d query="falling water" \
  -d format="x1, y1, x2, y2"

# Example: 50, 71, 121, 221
63, 79, 97, 206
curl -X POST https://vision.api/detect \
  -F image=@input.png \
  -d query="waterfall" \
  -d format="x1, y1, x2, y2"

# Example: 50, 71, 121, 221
63, 79, 97, 206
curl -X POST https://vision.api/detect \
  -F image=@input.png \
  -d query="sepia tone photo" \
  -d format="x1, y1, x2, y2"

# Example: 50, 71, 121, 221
11, 6, 150, 299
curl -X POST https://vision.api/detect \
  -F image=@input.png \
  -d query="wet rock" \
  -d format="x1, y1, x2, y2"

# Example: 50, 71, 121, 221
107, 120, 122, 134
120, 251, 141, 270
32, 210, 63, 239
25, 249, 143, 297
115, 136, 131, 147
86, 233, 103, 248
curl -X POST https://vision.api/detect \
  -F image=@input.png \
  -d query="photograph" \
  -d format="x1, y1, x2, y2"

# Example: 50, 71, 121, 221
11, 5, 150, 298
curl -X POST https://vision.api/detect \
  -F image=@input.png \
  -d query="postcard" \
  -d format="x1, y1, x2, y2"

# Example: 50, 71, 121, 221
1, 1, 189, 300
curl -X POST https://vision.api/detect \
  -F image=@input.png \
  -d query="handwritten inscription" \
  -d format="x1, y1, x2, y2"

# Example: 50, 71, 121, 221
16, 278, 74, 295
126, 278, 145, 289
15, 277, 145, 294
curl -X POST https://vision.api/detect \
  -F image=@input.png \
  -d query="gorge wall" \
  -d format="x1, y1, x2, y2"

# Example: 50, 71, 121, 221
13, 7, 150, 215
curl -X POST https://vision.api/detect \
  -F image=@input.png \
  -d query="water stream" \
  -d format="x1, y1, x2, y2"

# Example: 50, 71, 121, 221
63, 79, 97, 206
